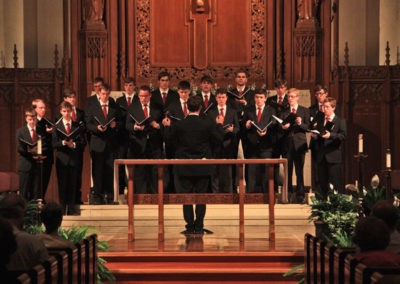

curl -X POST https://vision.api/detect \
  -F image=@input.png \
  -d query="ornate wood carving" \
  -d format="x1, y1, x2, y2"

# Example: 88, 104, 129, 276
137, 0, 265, 83
86, 34, 107, 58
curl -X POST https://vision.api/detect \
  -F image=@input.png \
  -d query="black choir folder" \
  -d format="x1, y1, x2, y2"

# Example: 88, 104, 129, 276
227, 88, 250, 100
166, 113, 181, 121
55, 121, 84, 140
272, 113, 297, 125
129, 114, 151, 126
250, 120, 273, 132
94, 116, 116, 129
203, 102, 214, 114
19, 138, 37, 147
309, 121, 335, 135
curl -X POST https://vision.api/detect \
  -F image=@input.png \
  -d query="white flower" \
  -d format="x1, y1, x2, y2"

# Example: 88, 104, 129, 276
370, 174, 380, 189
345, 184, 358, 193
394, 196, 400, 207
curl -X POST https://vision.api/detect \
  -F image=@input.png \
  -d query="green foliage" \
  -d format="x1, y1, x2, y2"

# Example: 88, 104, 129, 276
309, 194, 358, 246
283, 263, 304, 283
23, 199, 43, 234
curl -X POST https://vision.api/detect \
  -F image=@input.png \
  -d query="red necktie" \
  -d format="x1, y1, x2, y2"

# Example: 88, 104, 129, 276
204, 95, 209, 108
65, 123, 71, 135
220, 108, 224, 118
71, 109, 76, 122
143, 104, 149, 118
127, 97, 132, 106
183, 102, 188, 117
238, 90, 243, 98
31, 128, 36, 142
257, 107, 262, 123
325, 116, 330, 123
162, 92, 167, 105
292, 108, 296, 114
319, 104, 323, 112
278, 97, 283, 104
102, 104, 108, 119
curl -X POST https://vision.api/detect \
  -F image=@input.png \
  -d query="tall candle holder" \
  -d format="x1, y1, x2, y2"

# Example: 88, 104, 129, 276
385, 148, 392, 201
354, 134, 367, 218
33, 154, 46, 209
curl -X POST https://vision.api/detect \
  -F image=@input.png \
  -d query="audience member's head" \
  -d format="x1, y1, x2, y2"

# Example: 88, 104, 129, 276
187, 96, 203, 113
372, 200, 399, 231
0, 194, 26, 229
0, 217, 17, 268
41, 202, 63, 234
353, 216, 390, 252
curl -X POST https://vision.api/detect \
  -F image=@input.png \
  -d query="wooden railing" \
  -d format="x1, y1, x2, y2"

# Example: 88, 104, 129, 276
113, 158, 288, 247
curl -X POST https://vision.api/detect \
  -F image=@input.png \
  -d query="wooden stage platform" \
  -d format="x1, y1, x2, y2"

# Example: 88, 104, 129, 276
62, 204, 313, 283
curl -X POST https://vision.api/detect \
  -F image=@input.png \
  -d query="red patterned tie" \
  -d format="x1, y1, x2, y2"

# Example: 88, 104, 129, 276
292, 108, 296, 114
204, 95, 209, 108
325, 116, 330, 123
183, 102, 188, 117
31, 128, 36, 142
127, 97, 132, 106
102, 104, 108, 119
66, 123, 71, 135
278, 96, 283, 105
162, 92, 167, 105
143, 104, 149, 118
257, 107, 262, 123
220, 108, 224, 118
71, 109, 76, 122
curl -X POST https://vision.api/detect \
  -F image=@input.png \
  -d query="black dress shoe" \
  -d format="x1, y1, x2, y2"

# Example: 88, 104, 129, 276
202, 228, 214, 234
181, 228, 195, 235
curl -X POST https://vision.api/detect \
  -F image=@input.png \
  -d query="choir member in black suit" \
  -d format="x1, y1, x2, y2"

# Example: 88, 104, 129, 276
116, 77, 138, 193
151, 71, 179, 114
243, 90, 276, 193
227, 70, 255, 159
55, 89, 86, 204
16, 109, 40, 201
52, 101, 86, 215
207, 88, 239, 193
126, 85, 163, 194
280, 88, 310, 202
164, 95, 224, 235
309, 84, 328, 191
310, 97, 346, 199
85, 83, 121, 204
266, 79, 290, 190
195, 75, 216, 116
32, 99, 53, 201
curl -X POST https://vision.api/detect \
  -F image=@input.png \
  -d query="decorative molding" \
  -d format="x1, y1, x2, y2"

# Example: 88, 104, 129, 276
87, 36, 107, 58
350, 83, 383, 105
347, 67, 389, 80
136, 0, 265, 82
295, 31, 320, 57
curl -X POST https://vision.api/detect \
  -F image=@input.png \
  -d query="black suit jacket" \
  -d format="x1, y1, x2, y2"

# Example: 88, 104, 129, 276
227, 87, 255, 117
266, 94, 290, 114
281, 105, 310, 152
312, 114, 346, 163
52, 121, 86, 166
207, 106, 239, 158
167, 114, 224, 176
116, 94, 138, 144
243, 105, 276, 150
17, 126, 41, 172
195, 92, 217, 116
84, 97, 121, 152
126, 101, 163, 156
151, 89, 179, 113
36, 117, 54, 163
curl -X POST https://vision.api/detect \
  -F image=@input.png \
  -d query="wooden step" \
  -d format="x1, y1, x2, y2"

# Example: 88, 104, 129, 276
101, 251, 304, 283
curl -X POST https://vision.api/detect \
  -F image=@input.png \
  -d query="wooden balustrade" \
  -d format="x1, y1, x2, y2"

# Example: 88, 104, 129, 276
114, 158, 288, 246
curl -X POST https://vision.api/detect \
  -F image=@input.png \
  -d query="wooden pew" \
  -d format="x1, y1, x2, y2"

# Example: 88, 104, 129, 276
333, 247, 356, 284
370, 271, 400, 284
28, 263, 46, 284
48, 247, 79, 284
49, 250, 69, 284
15, 272, 31, 284
75, 239, 87, 284
42, 256, 59, 283
304, 233, 313, 284
84, 234, 97, 284
316, 239, 327, 283
323, 242, 337, 284
355, 263, 400, 284
343, 254, 359, 284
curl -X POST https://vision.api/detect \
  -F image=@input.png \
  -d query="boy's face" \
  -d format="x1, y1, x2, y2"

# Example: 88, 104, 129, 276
99, 88, 110, 103
216, 93, 227, 106
287, 92, 299, 106
275, 85, 287, 96
159, 76, 170, 90
315, 90, 328, 103
93, 81, 103, 94
138, 89, 151, 104
178, 89, 190, 101
323, 102, 335, 117
200, 81, 212, 93
60, 107, 72, 120
254, 93, 266, 107
235, 72, 247, 87
26, 115, 36, 128
124, 82, 135, 95
35, 101, 46, 117
64, 95, 76, 106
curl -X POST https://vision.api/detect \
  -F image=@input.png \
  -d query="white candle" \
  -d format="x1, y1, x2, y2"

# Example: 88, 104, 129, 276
386, 149, 391, 169
37, 136, 42, 155
355, 180, 358, 189
358, 134, 363, 153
